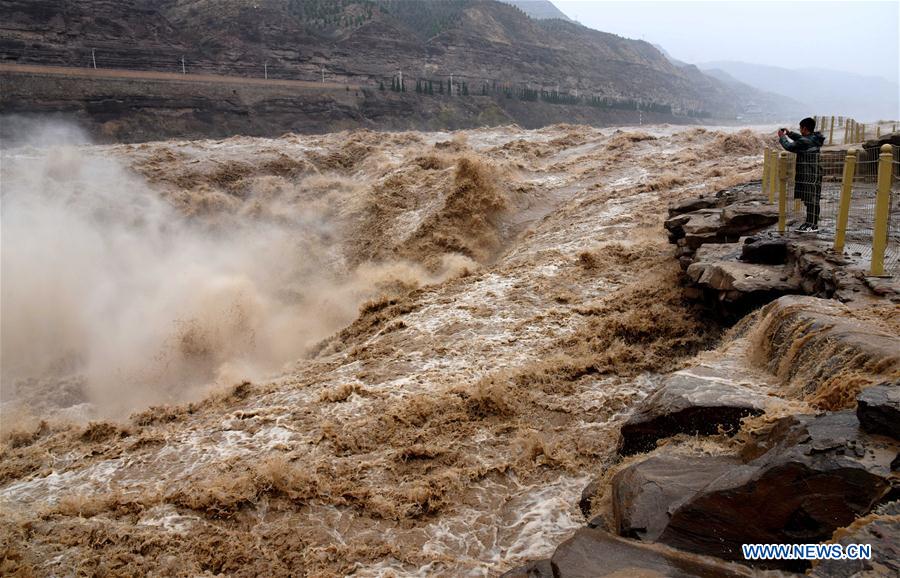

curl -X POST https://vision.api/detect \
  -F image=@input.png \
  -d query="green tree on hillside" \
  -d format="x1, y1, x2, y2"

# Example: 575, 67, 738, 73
376, 0, 471, 39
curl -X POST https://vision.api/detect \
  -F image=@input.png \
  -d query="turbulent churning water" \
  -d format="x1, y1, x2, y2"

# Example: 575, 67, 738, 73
1, 123, 773, 575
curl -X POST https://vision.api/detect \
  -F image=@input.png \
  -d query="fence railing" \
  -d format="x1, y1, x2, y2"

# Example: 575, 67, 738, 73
810, 115, 898, 146
762, 143, 899, 276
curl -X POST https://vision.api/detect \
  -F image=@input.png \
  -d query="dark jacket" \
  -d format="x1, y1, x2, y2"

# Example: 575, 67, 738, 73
780, 131, 825, 199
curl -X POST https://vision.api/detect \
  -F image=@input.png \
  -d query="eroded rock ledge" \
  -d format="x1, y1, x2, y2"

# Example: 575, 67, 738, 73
503, 185, 899, 577
614, 411, 897, 571
665, 187, 900, 316
505, 295, 899, 577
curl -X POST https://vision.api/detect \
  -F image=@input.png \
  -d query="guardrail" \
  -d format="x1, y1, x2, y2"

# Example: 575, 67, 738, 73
762, 143, 899, 276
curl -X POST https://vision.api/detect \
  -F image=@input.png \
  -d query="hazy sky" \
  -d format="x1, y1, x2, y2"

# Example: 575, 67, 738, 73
554, 1, 899, 83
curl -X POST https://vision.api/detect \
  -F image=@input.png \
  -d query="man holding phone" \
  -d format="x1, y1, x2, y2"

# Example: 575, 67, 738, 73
778, 118, 825, 233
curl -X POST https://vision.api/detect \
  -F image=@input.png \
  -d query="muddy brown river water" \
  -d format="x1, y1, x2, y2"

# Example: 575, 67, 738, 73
2, 123, 780, 575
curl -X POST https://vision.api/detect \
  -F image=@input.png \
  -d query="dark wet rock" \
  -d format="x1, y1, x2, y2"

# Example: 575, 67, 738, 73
578, 478, 601, 518
664, 213, 692, 240
618, 372, 769, 456
857, 383, 900, 439
612, 455, 739, 541
685, 255, 800, 308
668, 196, 720, 218
682, 234, 878, 309
721, 202, 780, 234
741, 233, 789, 265
585, 514, 607, 530
693, 242, 744, 261
500, 559, 553, 578
665, 208, 723, 248
665, 200, 779, 266
614, 411, 899, 570
810, 501, 900, 577
861, 276, 900, 303
665, 186, 900, 307
549, 527, 766, 577
687, 260, 799, 300
690, 242, 745, 272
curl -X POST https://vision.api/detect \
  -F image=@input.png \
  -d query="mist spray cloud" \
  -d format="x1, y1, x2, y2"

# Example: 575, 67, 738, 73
0, 125, 420, 418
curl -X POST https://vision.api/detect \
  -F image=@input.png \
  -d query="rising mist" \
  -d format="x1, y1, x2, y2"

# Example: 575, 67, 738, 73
0, 122, 469, 420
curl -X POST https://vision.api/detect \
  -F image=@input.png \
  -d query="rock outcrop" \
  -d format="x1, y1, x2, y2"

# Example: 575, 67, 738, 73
613, 411, 899, 570
810, 501, 900, 578
665, 196, 778, 269
856, 383, 900, 439
750, 296, 900, 410
740, 232, 789, 265
611, 455, 739, 541
507, 185, 900, 577
516, 186, 900, 578
686, 242, 800, 312
617, 371, 768, 455
500, 559, 554, 578
667, 188, 900, 311
546, 527, 767, 577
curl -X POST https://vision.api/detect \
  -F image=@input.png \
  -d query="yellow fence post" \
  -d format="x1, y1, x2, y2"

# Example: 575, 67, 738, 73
762, 148, 771, 199
778, 152, 788, 233
834, 148, 857, 253
786, 152, 800, 215
829, 115, 835, 145
870, 144, 893, 276
769, 147, 778, 203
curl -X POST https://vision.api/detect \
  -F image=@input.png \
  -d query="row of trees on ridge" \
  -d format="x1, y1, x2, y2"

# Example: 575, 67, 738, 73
377, 75, 708, 117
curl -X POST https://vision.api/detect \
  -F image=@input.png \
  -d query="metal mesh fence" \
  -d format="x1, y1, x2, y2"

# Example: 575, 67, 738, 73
771, 144, 899, 276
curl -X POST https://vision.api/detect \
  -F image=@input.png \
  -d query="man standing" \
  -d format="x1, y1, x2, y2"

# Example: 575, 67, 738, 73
778, 118, 825, 232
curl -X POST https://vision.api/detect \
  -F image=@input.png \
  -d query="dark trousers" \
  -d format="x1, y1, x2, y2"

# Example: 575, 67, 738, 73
795, 157, 823, 227
803, 186, 821, 226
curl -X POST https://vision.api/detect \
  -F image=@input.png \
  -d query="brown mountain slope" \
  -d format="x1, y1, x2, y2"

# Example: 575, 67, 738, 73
0, 0, 794, 118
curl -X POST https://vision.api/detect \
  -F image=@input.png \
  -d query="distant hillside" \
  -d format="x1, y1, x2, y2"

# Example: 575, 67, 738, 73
698, 60, 899, 121
501, 0, 571, 20
702, 67, 807, 120
1, 0, 800, 123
